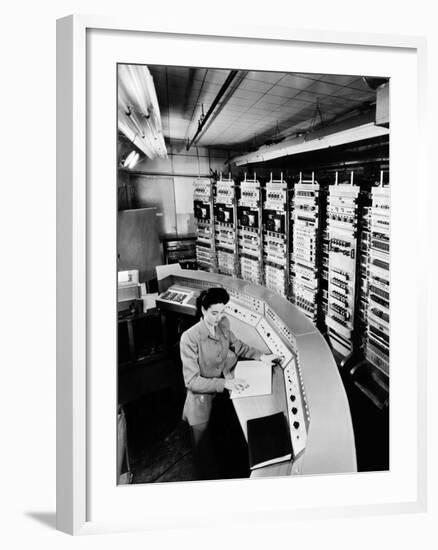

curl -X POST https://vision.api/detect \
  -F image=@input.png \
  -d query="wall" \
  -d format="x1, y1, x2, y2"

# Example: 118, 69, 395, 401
133, 139, 235, 177
118, 139, 241, 237
118, 208, 163, 282
117, 169, 134, 210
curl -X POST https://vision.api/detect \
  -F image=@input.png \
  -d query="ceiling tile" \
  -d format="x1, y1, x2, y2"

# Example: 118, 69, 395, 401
264, 95, 292, 107
279, 100, 311, 113
333, 87, 375, 101
231, 88, 263, 102
316, 95, 355, 107
278, 74, 316, 90
347, 77, 373, 91
240, 79, 275, 93
250, 104, 278, 113
292, 72, 323, 79
266, 85, 301, 99
305, 80, 344, 96
217, 112, 242, 120
318, 74, 361, 87
255, 96, 289, 109
220, 104, 249, 114
289, 90, 328, 104
246, 70, 286, 84
227, 96, 256, 107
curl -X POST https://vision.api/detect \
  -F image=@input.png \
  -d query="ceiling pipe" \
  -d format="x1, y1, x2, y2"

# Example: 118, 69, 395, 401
186, 70, 239, 151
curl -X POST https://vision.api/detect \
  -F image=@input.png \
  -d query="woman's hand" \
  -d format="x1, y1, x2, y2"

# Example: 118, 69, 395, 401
224, 378, 249, 393
259, 353, 282, 366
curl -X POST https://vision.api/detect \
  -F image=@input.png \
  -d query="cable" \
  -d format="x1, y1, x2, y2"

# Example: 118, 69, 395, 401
196, 146, 201, 178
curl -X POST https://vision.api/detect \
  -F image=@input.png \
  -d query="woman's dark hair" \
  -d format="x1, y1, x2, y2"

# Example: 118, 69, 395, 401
196, 287, 230, 318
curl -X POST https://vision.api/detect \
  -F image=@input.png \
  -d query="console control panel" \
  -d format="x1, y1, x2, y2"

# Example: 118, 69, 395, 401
283, 357, 308, 456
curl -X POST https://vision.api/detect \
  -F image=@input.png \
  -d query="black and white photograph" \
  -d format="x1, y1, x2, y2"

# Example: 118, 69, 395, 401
1, 0, 434, 542
116, 63, 390, 485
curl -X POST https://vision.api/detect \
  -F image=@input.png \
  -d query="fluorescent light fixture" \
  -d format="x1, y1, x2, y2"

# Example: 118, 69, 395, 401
129, 152, 140, 169
232, 123, 389, 166
118, 65, 167, 159
122, 150, 140, 169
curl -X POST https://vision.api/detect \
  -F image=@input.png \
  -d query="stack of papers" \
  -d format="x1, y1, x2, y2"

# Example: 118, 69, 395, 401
230, 360, 272, 399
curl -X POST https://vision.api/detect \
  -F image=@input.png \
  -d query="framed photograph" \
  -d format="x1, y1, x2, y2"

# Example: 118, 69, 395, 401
57, 15, 427, 535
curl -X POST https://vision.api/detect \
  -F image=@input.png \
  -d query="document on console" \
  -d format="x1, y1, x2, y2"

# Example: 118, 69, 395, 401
230, 361, 272, 399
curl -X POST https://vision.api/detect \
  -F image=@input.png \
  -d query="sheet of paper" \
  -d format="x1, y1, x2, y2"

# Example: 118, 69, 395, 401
230, 360, 272, 399
143, 292, 158, 311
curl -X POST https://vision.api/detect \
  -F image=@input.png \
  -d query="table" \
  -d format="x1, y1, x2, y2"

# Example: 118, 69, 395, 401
157, 268, 357, 477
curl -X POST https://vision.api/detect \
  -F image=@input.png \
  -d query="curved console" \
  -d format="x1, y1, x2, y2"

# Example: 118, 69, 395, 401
157, 268, 357, 477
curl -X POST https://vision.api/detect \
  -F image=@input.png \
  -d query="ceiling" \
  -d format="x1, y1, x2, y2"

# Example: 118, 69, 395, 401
148, 65, 379, 152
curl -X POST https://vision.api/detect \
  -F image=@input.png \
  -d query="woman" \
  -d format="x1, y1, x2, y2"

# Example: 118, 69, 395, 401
179, 286, 278, 478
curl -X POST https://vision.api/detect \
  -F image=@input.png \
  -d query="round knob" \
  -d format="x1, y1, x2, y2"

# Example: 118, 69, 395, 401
293, 421, 300, 429
290, 394, 296, 402
292, 407, 298, 415
266, 333, 270, 337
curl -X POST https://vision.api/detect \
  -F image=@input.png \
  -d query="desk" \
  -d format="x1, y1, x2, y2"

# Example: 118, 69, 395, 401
158, 269, 357, 477
232, 365, 293, 477
234, 333, 356, 477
